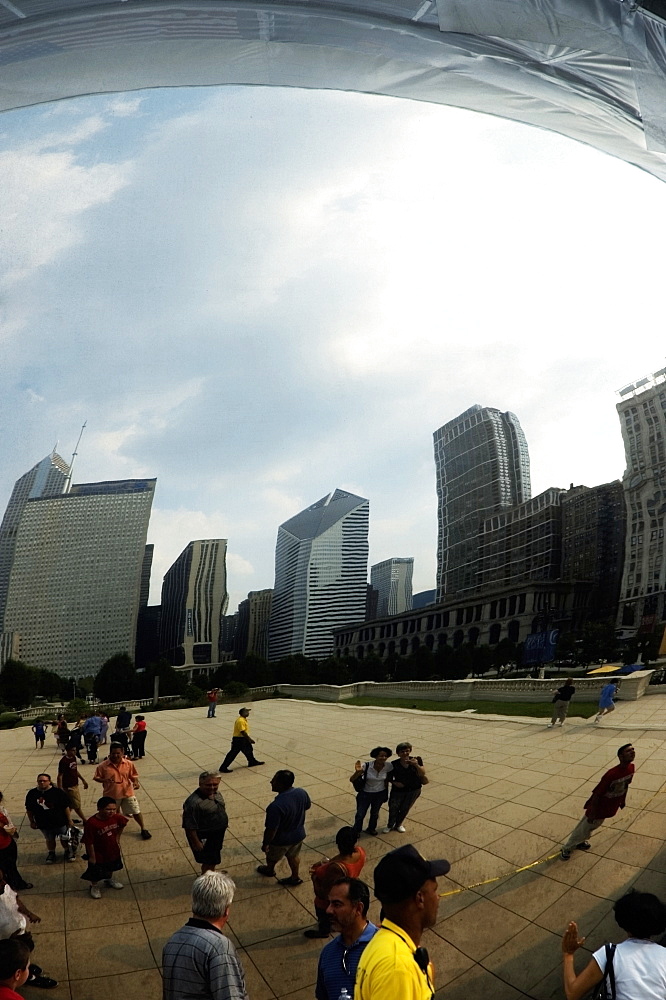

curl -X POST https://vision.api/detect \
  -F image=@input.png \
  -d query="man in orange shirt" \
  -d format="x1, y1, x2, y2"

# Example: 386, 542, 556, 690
93, 744, 152, 839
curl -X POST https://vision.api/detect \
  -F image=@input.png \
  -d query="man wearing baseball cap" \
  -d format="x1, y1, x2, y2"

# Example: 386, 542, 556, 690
354, 844, 450, 1000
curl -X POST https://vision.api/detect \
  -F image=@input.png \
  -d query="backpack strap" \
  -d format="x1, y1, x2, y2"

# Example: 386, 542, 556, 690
605, 943, 617, 1000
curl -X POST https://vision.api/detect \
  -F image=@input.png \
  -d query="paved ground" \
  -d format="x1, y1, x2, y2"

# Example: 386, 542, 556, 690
5, 695, 666, 999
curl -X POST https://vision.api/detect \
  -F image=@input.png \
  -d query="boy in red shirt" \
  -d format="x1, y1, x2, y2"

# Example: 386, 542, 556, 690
560, 744, 635, 860
81, 796, 128, 899
0, 938, 31, 1000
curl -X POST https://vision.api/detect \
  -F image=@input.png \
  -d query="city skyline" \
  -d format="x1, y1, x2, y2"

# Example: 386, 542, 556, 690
1, 85, 665, 613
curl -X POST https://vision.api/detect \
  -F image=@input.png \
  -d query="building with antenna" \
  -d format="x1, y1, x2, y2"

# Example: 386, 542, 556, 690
269, 489, 369, 661
3, 478, 156, 679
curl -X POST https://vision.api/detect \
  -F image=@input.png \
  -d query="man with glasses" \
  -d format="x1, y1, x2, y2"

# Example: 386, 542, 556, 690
24, 773, 74, 864
314, 878, 376, 1000
355, 845, 450, 1000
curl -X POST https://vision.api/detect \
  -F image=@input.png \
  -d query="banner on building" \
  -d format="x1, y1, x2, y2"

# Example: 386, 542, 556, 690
523, 629, 560, 665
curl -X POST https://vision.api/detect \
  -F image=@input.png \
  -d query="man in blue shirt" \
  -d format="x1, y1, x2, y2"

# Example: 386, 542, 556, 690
256, 770, 311, 886
315, 878, 377, 1000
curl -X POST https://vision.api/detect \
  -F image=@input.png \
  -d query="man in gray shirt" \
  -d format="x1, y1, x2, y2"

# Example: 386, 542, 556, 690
162, 871, 248, 1000
182, 772, 229, 874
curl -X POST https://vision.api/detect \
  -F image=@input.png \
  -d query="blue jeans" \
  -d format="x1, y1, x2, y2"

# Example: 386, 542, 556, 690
207, 703, 216, 717
353, 789, 388, 834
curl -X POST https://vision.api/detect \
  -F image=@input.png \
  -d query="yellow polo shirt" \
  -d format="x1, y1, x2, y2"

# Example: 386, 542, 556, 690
232, 716, 250, 738
354, 918, 434, 1000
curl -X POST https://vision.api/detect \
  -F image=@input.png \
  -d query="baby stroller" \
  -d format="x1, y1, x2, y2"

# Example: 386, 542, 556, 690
84, 730, 99, 764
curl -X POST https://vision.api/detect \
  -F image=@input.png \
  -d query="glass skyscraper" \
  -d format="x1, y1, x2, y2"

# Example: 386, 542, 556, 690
434, 405, 531, 599
160, 538, 228, 666
269, 489, 369, 661
370, 557, 413, 617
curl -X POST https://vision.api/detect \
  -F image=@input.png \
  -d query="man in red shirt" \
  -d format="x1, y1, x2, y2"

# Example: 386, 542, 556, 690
560, 744, 635, 860
206, 689, 219, 718
81, 796, 129, 899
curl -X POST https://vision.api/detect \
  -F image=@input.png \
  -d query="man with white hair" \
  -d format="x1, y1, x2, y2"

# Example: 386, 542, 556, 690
162, 871, 248, 1000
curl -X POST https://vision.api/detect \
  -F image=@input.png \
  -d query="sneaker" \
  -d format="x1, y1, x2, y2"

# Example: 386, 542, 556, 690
381, 826, 393, 834
365, 828, 377, 836
140, 829, 152, 840
547, 724, 554, 728
396, 825, 406, 833
105, 878, 124, 889
27, 975, 58, 989
576, 842, 591, 851
248, 761, 265, 767
560, 849, 571, 861
45, 852, 56, 865
65, 850, 76, 863
90, 885, 102, 899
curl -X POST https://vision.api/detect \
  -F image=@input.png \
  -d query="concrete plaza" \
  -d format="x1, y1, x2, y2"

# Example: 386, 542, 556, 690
5, 695, 666, 999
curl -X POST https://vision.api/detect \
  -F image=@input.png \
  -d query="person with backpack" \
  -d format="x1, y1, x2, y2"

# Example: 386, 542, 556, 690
350, 748, 392, 837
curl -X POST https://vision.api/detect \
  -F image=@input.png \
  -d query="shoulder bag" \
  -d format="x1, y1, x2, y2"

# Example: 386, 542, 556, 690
591, 944, 616, 1000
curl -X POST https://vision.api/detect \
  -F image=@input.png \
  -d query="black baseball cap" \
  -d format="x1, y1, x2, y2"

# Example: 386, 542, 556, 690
373, 844, 451, 903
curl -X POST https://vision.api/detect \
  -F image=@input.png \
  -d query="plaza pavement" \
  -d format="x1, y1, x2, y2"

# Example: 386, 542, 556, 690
5, 694, 666, 1000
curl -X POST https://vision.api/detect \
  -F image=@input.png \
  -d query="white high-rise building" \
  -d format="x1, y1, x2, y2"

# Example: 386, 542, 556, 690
3, 478, 155, 679
269, 489, 369, 661
160, 539, 228, 666
0, 452, 69, 630
371, 558, 413, 617
616, 368, 666, 633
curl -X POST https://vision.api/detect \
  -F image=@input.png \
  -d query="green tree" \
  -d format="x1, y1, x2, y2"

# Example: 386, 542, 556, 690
0, 659, 39, 708
442, 645, 473, 681
37, 669, 63, 699
238, 654, 274, 688
471, 644, 493, 677
408, 646, 435, 681
274, 655, 316, 685
93, 653, 136, 703
493, 639, 516, 675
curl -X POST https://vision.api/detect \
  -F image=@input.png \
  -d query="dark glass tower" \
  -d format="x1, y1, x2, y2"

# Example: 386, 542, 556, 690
434, 405, 531, 599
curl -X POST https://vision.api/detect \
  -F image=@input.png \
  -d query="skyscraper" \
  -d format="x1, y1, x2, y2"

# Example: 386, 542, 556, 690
3, 478, 155, 678
371, 558, 414, 617
160, 539, 228, 666
0, 452, 69, 629
235, 589, 273, 660
269, 489, 369, 661
616, 369, 666, 632
434, 405, 531, 599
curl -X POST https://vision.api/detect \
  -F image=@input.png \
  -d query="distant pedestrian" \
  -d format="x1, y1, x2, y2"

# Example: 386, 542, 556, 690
80, 796, 127, 899
115, 706, 132, 734
256, 770, 310, 886
548, 678, 576, 728
560, 744, 635, 860
182, 772, 229, 874
206, 688, 220, 718
131, 716, 147, 759
98, 713, 110, 746
219, 708, 264, 772
351, 748, 393, 837
595, 681, 619, 723
57, 744, 88, 824
54, 719, 70, 754
93, 743, 151, 840
162, 871, 248, 1000
24, 774, 75, 864
385, 743, 428, 833
31, 722, 45, 750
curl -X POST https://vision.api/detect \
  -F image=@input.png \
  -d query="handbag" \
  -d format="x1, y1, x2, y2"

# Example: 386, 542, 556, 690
591, 944, 616, 1000
351, 762, 369, 792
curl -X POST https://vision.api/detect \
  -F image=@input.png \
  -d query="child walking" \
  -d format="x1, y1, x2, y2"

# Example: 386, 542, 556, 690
81, 796, 128, 899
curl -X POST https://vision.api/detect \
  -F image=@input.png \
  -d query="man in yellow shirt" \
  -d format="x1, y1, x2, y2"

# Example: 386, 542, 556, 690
219, 708, 264, 773
354, 845, 450, 1000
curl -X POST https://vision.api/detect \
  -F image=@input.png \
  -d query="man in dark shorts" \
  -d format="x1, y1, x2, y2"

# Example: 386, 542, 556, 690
24, 774, 74, 864
256, 770, 311, 886
182, 772, 229, 874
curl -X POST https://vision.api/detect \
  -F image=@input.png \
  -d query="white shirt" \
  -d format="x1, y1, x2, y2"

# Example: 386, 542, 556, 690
593, 939, 666, 1000
364, 761, 392, 794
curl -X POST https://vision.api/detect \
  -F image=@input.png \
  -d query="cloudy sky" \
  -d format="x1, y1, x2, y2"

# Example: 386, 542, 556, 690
1, 84, 665, 610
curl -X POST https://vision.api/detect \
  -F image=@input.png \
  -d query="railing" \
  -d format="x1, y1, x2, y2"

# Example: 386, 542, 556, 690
16, 694, 182, 720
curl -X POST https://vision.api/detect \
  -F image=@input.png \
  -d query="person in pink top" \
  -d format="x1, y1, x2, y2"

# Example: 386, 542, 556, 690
93, 744, 151, 840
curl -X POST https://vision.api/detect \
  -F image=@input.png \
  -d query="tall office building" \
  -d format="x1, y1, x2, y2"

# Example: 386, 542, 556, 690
3, 478, 155, 679
0, 452, 69, 629
235, 589, 273, 660
371, 558, 414, 617
562, 481, 625, 621
616, 369, 666, 632
160, 539, 228, 666
434, 405, 531, 599
269, 489, 369, 661
477, 488, 565, 590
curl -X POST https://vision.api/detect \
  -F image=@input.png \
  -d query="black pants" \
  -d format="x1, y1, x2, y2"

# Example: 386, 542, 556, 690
132, 732, 147, 758
220, 737, 258, 769
388, 787, 421, 829
0, 839, 29, 890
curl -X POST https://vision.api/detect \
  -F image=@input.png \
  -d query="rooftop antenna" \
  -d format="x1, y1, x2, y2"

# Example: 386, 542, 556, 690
64, 421, 87, 493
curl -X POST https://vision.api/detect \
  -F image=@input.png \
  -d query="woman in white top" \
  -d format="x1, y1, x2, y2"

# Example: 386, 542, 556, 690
562, 889, 666, 1000
350, 747, 393, 836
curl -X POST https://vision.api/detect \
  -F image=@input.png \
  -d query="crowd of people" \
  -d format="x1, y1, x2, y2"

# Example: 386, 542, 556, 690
3, 704, 666, 1000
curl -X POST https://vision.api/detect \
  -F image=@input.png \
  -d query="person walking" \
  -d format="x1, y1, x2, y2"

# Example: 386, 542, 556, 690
162, 871, 249, 1000
219, 708, 264, 773
256, 770, 310, 886
114, 706, 132, 735
182, 772, 229, 874
31, 722, 45, 750
548, 677, 576, 728
57, 744, 89, 825
206, 688, 220, 718
595, 680, 619, 723
93, 743, 152, 840
24, 774, 75, 864
384, 743, 428, 833
130, 716, 147, 759
315, 878, 377, 999
351, 748, 392, 836
80, 796, 128, 899
305, 826, 366, 938
98, 713, 110, 746
355, 844, 451, 1000
560, 744, 635, 860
